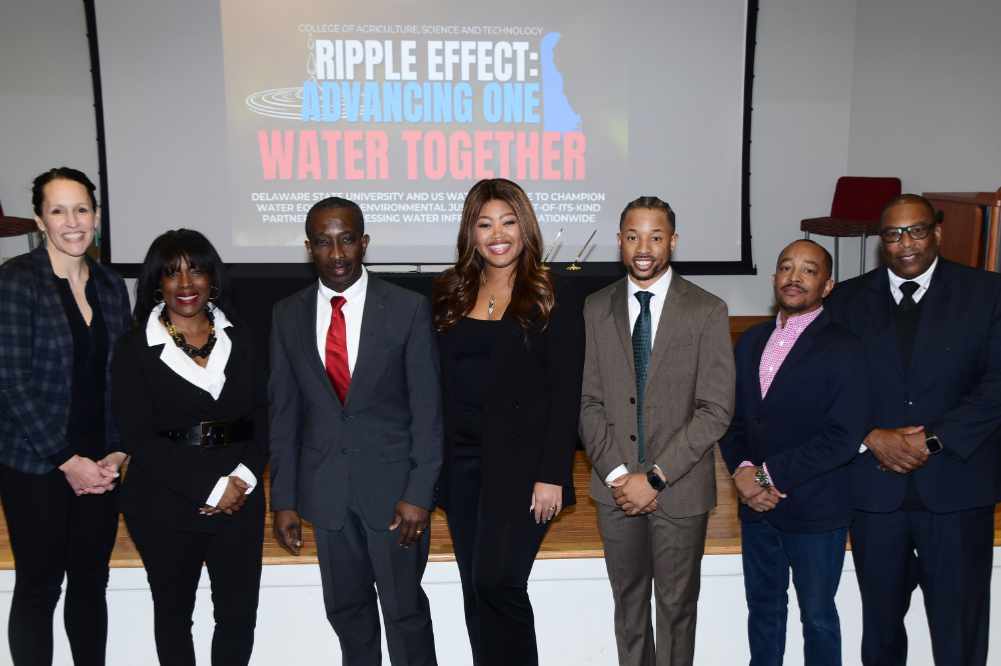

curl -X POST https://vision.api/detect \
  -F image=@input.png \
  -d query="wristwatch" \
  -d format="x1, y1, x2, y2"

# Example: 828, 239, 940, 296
646, 468, 667, 492
754, 467, 772, 489
925, 433, 943, 455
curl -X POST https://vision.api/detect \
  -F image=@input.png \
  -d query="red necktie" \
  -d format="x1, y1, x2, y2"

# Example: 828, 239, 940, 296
324, 296, 351, 403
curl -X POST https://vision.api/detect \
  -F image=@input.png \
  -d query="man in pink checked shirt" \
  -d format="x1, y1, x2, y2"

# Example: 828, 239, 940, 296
719, 239, 868, 666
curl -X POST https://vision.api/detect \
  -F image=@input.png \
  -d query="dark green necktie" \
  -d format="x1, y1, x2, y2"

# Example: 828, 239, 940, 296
633, 291, 653, 463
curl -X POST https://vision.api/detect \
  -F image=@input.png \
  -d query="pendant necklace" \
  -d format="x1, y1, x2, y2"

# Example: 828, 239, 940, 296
487, 295, 497, 320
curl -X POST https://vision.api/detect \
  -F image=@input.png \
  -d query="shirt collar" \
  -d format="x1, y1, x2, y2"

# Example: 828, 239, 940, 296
145, 302, 233, 347
318, 266, 368, 303
144, 303, 233, 400
775, 305, 823, 332
627, 266, 673, 301
887, 256, 938, 293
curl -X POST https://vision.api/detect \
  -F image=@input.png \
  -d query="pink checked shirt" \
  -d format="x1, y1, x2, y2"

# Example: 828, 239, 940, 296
738, 306, 824, 482
758, 307, 824, 397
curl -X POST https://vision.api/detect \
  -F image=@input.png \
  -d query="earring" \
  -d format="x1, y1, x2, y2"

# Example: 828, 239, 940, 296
209, 285, 220, 302
153, 289, 163, 304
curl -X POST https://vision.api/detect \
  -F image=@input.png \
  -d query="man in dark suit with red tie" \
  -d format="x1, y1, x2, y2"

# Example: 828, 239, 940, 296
268, 197, 442, 665
826, 194, 1001, 666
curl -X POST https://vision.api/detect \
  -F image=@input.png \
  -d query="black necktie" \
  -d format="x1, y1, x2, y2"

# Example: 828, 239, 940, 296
899, 281, 919, 310
632, 292, 653, 464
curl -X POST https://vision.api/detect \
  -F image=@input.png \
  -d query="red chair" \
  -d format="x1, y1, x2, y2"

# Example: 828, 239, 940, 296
0, 201, 40, 256
801, 177, 901, 280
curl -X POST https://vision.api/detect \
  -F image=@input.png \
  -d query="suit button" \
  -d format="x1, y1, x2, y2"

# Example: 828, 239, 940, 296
513, 401, 520, 409
907, 401, 914, 406
630, 435, 637, 442
629, 397, 636, 404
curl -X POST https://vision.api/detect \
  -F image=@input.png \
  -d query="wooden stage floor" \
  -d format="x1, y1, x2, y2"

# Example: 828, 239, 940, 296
1, 315, 998, 569
1, 450, 998, 570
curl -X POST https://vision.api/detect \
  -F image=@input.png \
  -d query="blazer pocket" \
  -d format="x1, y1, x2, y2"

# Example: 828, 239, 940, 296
379, 442, 410, 463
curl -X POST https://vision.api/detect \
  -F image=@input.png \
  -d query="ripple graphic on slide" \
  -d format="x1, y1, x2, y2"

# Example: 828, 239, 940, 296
246, 87, 305, 120
541, 33, 581, 132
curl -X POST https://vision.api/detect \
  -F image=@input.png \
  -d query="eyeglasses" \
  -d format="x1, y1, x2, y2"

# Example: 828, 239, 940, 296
879, 222, 936, 244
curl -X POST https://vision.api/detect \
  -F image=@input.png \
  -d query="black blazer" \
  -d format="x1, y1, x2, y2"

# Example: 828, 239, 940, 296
112, 322, 269, 533
436, 282, 585, 519
719, 310, 868, 532
825, 259, 1001, 513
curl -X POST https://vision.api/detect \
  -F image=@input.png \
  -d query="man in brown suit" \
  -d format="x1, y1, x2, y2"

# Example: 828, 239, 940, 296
580, 196, 735, 666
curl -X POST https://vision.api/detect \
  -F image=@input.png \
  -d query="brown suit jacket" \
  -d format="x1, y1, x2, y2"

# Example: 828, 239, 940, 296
580, 274, 735, 518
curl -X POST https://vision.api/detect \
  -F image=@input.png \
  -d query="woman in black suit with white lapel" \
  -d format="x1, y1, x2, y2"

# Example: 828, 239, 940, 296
111, 229, 267, 666
432, 178, 584, 666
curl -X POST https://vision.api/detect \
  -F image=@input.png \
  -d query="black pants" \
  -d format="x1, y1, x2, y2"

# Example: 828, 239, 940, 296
0, 464, 119, 666
314, 504, 437, 666
851, 506, 994, 666
125, 504, 264, 666
444, 454, 550, 666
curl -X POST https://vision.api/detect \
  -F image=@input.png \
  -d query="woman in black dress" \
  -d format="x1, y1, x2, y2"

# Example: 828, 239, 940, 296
432, 178, 584, 666
0, 167, 131, 666
111, 229, 267, 666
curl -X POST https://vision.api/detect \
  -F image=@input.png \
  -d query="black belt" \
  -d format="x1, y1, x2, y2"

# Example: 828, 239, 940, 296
158, 418, 253, 449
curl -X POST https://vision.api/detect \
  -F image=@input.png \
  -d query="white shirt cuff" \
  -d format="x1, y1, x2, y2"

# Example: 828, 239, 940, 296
204, 464, 258, 507
859, 442, 868, 453
605, 464, 629, 486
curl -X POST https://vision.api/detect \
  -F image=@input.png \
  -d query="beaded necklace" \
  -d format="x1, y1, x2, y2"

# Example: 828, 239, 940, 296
160, 307, 217, 359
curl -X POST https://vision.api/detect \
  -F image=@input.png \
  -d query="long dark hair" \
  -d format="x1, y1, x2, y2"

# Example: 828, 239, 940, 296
133, 229, 237, 327
433, 178, 554, 332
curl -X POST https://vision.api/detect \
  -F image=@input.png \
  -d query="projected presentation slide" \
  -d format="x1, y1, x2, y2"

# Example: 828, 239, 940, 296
94, 0, 751, 265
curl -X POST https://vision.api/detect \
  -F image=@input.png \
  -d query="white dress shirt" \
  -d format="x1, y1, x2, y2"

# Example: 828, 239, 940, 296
315, 267, 368, 375
887, 256, 937, 305
606, 268, 674, 485
145, 304, 257, 507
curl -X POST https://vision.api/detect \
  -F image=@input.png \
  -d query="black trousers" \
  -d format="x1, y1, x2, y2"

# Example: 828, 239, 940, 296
125, 503, 264, 666
314, 503, 437, 666
0, 464, 119, 666
851, 506, 994, 666
443, 454, 550, 666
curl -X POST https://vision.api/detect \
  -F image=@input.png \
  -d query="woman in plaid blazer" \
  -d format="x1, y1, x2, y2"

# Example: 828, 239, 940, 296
0, 168, 131, 666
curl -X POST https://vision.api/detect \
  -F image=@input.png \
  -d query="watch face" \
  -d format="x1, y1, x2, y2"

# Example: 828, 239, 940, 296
926, 435, 943, 454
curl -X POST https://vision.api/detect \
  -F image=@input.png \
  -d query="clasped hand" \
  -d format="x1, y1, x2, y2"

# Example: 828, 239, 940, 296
59, 452, 126, 495
865, 426, 928, 474
610, 472, 659, 516
733, 466, 786, 512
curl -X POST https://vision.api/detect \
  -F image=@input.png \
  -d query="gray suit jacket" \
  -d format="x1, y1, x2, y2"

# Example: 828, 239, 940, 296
268, 276, 443, 531
580, 274, 735, 518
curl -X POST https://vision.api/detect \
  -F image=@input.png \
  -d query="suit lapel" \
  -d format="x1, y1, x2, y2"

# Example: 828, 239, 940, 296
344, 276, 387, 408
749, 319, 774, 409
609, 279, 636, 378
299, 282, 342, 406
864, 269, 906, 381
761, 312, 826, 405
645, 276, 686, 383
908, 261, 951, 383
32, 248, 72, 376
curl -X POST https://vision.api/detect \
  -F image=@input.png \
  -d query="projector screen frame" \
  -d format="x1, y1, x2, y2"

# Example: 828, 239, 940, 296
85, 0, 759, 278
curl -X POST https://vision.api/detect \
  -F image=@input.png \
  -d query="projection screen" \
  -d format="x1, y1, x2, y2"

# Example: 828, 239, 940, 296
88, 0, 756, 270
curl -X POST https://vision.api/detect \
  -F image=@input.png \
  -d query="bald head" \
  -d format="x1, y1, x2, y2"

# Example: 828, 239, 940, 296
777, 239, 833, 280
880, 194, 940, 226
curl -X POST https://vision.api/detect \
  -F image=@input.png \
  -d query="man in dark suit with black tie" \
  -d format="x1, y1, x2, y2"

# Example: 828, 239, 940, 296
269, 197, 442, 666
826, 194, 1001, 666
720, 239, 867, 665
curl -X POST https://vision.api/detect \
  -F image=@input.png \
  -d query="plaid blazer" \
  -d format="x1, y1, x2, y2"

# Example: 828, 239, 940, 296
0, 246, 131, 474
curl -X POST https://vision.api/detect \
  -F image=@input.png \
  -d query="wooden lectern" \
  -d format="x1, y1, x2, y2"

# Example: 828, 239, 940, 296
923, 188, 1001, 272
